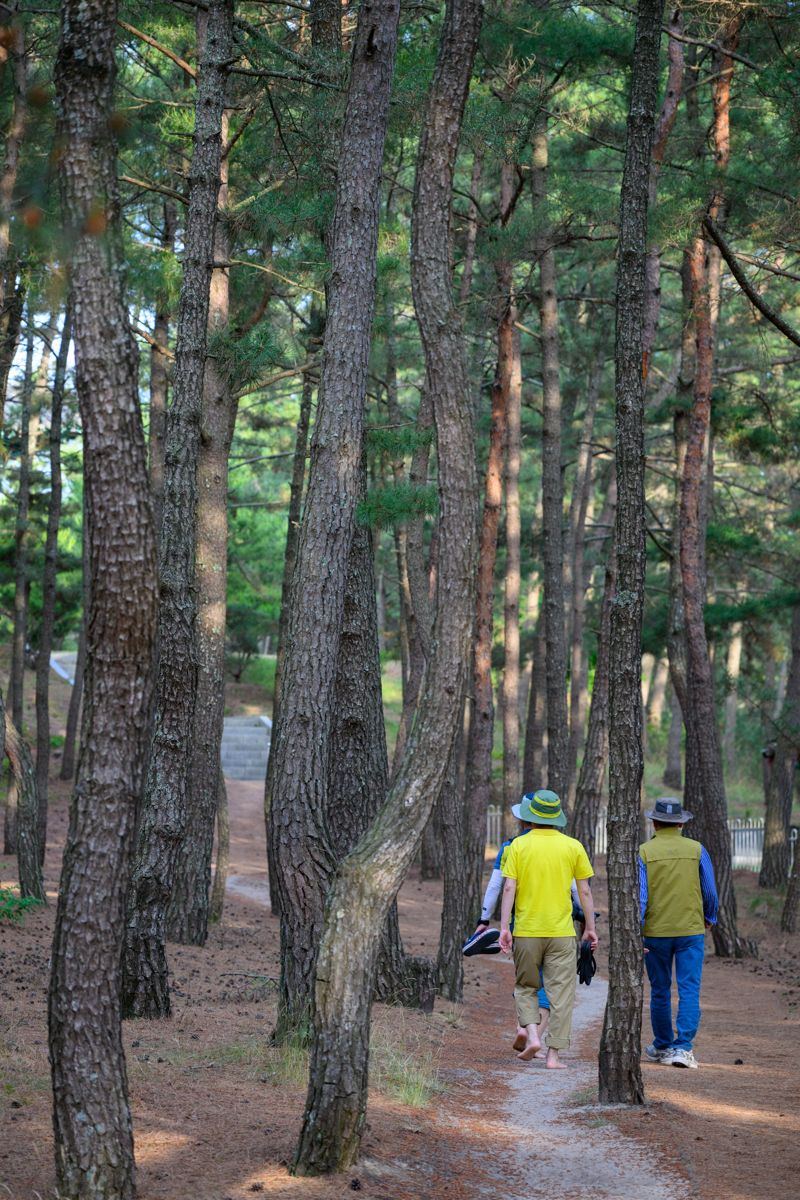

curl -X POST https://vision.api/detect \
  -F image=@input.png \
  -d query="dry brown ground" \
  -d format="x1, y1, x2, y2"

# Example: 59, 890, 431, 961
1, 664, 799, 1200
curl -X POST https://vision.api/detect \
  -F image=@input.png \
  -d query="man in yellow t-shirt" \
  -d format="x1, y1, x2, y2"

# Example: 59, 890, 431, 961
499, 789, 597, 1069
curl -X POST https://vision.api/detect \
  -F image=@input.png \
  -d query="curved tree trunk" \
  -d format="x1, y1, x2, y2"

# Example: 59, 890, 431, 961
598, 0, 662, 1107
122, 0, 234, 1017
7, 326, 36, 746
49, 3, 159, 1195
293, 0, 480, 1172
266, 0, 401, 1039
35, 307, 72, 863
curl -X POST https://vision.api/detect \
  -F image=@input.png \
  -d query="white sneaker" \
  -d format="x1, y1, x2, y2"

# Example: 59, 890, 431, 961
670, 1048, 699, 1069
644, 1043, 673, 1063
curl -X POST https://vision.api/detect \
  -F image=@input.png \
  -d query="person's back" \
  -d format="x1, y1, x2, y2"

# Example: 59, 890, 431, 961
638, 798, 718, 1070
506, 828, 589, 938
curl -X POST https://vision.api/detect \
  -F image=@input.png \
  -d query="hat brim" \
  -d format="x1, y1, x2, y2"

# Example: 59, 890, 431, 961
644, 808, 692, 824
511, 802, 522, 820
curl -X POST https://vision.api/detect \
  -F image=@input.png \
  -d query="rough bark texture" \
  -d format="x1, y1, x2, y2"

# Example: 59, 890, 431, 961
6, 710, 43, 900
266, 0, 401, 1037
760, 606, 800, 887
598, 0, 662, 1107
0, 9, 27, 325
533, 118, 569, 799
148, 201, 177, 534
49, 4, 159, 1195
7, 327, 36, 741
463, 275, 508, 923
167, 99, 239, 947
566, 378, 599, 803
523, 606, 548, 785
571, 536, 616, 862
35, 308, 73, 862
122, 0, 234, 1017
293, 0, 480, 1172
437, 732, 465, 1002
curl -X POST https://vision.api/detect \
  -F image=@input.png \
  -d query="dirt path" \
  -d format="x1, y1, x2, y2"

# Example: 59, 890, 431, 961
2, 772, 800, 1199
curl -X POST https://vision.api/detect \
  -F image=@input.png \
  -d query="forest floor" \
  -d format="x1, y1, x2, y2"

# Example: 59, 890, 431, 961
2, 767, 800, 1200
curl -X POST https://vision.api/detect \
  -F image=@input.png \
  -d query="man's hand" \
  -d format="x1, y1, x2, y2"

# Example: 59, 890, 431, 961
499, 928, 513, 955
473, 921, 489, 935
583, 926, 599, 951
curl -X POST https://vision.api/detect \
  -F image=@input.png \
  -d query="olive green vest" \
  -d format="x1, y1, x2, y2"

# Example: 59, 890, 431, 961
639, 826, 705, 936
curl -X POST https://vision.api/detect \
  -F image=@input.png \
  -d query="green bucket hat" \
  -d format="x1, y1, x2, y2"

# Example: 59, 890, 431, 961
512, 789, 567, 828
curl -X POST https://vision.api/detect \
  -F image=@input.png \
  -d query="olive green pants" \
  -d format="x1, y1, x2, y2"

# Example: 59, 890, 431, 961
513, 936, 577, 1050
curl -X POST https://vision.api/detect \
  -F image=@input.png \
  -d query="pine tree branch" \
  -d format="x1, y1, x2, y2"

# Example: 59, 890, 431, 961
703, 217, 800, 349
117, 20, 197, 80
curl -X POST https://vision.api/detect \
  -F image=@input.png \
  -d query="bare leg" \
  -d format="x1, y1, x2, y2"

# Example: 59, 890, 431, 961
545, 1046, 568, 1070
534, 1008, 550, 1057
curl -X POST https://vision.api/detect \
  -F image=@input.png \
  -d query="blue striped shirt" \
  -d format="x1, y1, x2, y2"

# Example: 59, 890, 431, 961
638, 846, 718, 927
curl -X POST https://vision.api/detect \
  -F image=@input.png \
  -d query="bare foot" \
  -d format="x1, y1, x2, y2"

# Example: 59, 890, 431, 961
517, 1029, 542, 1062
544, 1049, 568, 1069
512, 1031, 527, 1053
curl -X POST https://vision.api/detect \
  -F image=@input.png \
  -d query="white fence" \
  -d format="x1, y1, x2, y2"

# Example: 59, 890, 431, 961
485, 806, 798, 876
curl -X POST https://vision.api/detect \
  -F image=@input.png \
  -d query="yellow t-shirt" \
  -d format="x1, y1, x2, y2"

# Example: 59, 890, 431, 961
502, 828, 593, 937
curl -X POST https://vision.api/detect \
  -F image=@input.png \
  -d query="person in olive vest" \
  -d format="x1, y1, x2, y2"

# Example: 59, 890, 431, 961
639, 798, 718, 1070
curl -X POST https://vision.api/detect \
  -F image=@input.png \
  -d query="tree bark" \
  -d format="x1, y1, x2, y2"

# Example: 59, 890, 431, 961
463, 254, 509, 923
663, 682, 682, 788
722, 622, 743, 775
502, 309, 522, 815
266, 0, 401, 1038
679, 20, 744, 960
122, 0, 234, 1017
7, 325, 36, 738
760, 605, 800, 887
59, 572, 87, 782
598, 0, 662, 1107
571, 533, 616, 862
533, 117, 569, 799
209, 773, 229, 925
0, 9, 28, 331
148, 201, 177, 534
49, 2, 159, 1194
167, 92, 240, 947
523, 606, 548, 786
646, 656, 669, 730
35, 306, 73, 862
293, 0, 480, 1172
5, 710, 43, 900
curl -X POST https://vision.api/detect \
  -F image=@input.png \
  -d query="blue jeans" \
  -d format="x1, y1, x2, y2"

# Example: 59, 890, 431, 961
644, 934, 705, 1052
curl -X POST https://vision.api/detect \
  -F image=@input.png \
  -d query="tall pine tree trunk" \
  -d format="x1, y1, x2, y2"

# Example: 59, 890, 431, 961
167, 95, 240, 946
7, 326, 36, 736
122, 0, 234, 1018
760, 605, 800, 887
49, 3, 159, 1194
35, 306, 73, 862
293, 0, 480, 1171
533, 116, 569, 799
149, 201, 177, 533
59, 553, 87, 782
663, 683, 682, 787
679, 20, 743, 959
598, 0, 662, 1106
6, 709, 43, 900
266, 0, 401, 1038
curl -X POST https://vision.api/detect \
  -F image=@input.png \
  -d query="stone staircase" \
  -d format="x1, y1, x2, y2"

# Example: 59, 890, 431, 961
220, 715, 272, 781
